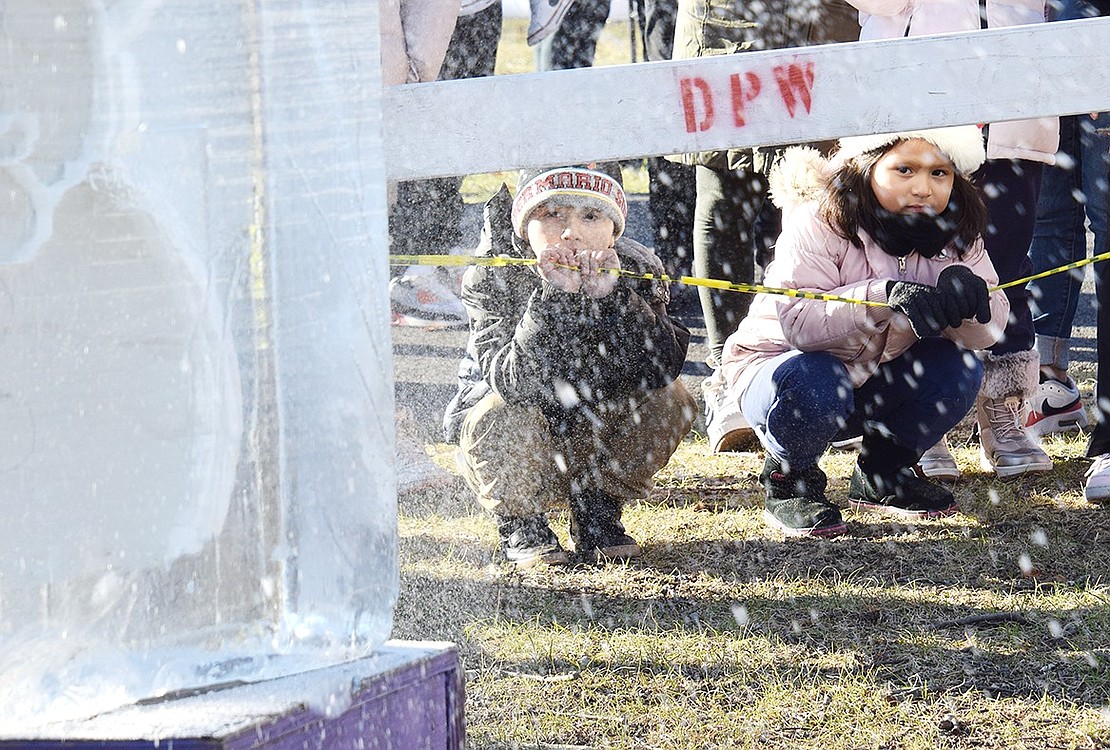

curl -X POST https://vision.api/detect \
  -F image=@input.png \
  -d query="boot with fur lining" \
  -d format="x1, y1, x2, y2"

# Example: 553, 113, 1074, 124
976, 350, 1053, 477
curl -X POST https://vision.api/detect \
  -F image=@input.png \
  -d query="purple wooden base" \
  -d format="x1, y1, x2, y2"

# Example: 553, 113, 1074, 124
0, 641, 464, 750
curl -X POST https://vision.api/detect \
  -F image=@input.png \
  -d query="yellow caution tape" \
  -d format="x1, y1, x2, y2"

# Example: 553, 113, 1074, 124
992, 249, 1110, 292
390, 249, 1110, 308
391, 254, 532, 268
388, 254, 886, 307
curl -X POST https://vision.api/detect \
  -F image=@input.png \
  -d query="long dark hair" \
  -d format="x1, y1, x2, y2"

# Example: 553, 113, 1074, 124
820, 146, 988, 259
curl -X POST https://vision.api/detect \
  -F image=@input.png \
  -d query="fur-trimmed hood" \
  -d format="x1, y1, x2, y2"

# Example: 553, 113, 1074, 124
770, 124, 987, 214
767, 146, 832, 213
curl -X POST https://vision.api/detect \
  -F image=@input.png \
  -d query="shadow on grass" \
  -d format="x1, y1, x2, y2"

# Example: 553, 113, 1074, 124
396, 472, 1110, 716
396, 561, 1110, 709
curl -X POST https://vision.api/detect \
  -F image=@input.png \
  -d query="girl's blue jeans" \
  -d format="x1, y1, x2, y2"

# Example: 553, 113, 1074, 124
739, 339, 983, 473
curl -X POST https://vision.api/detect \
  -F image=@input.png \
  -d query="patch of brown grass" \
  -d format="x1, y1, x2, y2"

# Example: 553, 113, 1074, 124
399, 423, 1110, 749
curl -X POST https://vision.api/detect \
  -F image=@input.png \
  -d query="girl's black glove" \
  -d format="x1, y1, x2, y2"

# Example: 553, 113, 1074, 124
886, 280, 961, 338
935, 265, 991, 326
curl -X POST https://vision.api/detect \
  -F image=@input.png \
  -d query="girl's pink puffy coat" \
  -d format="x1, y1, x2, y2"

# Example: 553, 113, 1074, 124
720, 147, 1010, 393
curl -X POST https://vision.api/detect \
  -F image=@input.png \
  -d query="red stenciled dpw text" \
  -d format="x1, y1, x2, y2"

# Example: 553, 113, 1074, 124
679, 60, 816, 133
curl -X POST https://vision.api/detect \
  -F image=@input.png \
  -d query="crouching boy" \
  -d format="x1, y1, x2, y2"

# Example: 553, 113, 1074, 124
444, 164, 696, 567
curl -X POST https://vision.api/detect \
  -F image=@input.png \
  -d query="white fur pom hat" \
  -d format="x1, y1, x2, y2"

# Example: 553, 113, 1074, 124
512, 165, 628, 239
835, 125, 986, 175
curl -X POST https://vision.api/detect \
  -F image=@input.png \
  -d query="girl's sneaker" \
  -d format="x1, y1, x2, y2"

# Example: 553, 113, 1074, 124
569, 490, 643, 562
848, 464, 959, 519
1084, 454, 1110, 505
527, 0, 576, 44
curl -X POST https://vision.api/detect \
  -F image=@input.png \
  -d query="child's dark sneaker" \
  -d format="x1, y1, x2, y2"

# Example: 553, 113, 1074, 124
570, 490, 643, 562
497, 515, 570, 568
760, 456, 847, 538
848, 463, 959, 519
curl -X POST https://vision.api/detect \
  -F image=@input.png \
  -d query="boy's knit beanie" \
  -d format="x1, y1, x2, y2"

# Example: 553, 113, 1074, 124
511, 163, 627, 239
835, 125, 986, 174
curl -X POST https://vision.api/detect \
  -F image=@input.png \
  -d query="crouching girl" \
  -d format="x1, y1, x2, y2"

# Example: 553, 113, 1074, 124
719, 126, 1009, 537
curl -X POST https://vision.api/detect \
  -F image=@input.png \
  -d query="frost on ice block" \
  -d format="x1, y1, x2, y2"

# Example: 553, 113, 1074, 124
0, 641, 464, 749
0, 0, 397, 727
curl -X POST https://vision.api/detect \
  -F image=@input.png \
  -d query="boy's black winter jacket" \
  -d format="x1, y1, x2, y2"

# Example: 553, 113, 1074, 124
442, 185, 690, 441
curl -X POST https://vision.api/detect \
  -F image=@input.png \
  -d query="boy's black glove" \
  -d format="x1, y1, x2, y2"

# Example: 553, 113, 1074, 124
886, 280, 961, 338
935, 265, 991, 326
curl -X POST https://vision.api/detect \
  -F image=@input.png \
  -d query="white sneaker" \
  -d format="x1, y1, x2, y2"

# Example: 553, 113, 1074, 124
916, 436, 960, 480
389, 266, 468, 329
1025, 373, 1089, 437
527, 0, 576, 45
701, 369, 756, 452
1084, 453, 1110, 504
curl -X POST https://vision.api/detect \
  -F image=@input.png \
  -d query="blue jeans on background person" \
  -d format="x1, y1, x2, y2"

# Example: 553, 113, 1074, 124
1027, 0, 1110, 370
739, 339, 983, 472
1028, 111, 1110, 367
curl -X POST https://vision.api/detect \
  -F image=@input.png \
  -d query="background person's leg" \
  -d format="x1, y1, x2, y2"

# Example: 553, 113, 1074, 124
693, 165, 768, 361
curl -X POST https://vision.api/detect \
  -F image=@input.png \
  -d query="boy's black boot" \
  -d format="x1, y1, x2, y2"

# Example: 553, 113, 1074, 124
496, 514, 570, 568
760, 456, 846, 538
570, 490, 642, 562
849, 434, 959, 518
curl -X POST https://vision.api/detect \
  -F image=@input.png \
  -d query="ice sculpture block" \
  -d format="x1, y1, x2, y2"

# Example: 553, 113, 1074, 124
0, 0, 397, 727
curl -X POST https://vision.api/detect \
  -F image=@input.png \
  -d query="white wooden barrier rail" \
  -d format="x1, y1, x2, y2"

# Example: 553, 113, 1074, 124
383, 17, 1110, 181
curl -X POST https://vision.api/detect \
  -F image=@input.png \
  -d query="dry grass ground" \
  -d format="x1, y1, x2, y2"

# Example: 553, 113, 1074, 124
395, 370, 1110, 749
397, 17, 1110, 749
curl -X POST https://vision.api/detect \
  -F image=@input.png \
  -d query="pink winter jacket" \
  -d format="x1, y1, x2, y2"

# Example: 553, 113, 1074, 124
720, 148, 1010, 393
846, 0, 1059, 164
